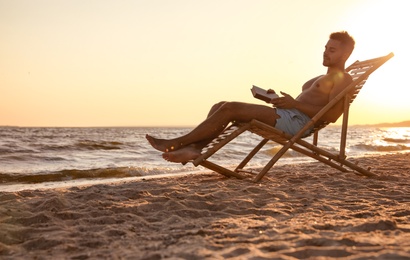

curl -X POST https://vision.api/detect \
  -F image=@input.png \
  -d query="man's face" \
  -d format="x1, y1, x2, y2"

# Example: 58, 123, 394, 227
323, 39, 345, 67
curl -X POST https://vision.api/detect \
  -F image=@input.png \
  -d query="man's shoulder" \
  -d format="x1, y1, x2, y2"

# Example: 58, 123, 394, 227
329, 72, 353, 92
326, 71, 352, 84
302, 75, 324, 90
344, 72, 353, 82
305, 75, 324, 84
337, 71, 353, 85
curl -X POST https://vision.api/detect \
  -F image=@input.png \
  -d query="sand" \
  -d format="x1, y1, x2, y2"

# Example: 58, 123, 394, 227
0, 153, 409, 259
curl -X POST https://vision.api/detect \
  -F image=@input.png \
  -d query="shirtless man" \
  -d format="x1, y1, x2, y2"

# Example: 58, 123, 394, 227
146, 31, 355, 163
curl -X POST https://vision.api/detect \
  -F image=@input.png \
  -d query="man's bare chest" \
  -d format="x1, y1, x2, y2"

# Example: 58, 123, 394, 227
312, 76, 334, 94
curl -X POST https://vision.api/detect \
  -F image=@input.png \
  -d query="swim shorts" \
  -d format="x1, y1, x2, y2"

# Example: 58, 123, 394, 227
275, 108, 313, 137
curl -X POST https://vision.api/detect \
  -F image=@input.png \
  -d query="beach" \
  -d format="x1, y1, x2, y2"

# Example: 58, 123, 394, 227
1, 152, 409, 259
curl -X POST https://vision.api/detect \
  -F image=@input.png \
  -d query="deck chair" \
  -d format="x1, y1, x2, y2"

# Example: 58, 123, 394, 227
191, 52, 394, 181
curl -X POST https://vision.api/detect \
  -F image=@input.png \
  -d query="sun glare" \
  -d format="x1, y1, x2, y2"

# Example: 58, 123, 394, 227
337, 0, 410, 124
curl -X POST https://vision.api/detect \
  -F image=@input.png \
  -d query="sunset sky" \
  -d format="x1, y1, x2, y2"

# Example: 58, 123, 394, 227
1, 0, 408, 127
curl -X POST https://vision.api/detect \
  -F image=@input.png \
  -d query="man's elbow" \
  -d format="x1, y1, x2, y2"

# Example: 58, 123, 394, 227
321, 103, 344, 123
329, 117, 338, 123
322, 112, 342, 123
321, 116, 337, 123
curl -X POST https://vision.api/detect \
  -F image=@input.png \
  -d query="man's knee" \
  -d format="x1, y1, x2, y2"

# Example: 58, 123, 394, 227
211, 101, 227, 111
212, 101, 244, 116
218, 101, 243, 115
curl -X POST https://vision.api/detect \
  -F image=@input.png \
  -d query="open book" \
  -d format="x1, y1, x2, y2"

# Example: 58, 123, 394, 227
251, 85, 279, 103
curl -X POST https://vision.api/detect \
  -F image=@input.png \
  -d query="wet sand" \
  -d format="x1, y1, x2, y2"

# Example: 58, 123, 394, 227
1, 153, 409, 259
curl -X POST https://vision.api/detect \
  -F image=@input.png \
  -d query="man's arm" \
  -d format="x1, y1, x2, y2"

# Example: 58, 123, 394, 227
272, 92, 344, 123
270, 73, 353, 123
269, 76, 324, 118
320, 74, 353, 122
273, 92, 324, 119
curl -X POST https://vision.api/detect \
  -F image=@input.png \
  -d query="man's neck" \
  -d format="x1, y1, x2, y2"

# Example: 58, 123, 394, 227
327, 64, 345, 74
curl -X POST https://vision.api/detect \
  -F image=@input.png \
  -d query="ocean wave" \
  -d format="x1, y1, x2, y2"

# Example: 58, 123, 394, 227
1, 153, 70, 163
0, 167, 146, 184
76, 140, 124, 150
352, 144, 410, 152
383, 138, 410, 144
0, 140, 125, 156
1, 126, 409, 185
39, 140, 125, 151
0, 146, 39, 155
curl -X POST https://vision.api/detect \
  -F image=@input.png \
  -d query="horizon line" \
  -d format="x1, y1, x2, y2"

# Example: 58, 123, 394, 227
1, 120, 410, 128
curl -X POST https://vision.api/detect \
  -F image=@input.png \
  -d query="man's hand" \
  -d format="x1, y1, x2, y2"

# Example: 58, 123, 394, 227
270, 91, 297, 108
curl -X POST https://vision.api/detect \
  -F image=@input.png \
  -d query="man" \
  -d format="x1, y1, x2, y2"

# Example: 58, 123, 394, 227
146, 31, 355, 163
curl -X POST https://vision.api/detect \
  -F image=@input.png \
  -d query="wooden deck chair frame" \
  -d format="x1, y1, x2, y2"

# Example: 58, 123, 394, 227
192, 52, 394, 181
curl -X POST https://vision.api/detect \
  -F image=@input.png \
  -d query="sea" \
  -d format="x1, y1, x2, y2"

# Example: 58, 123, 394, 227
0, 126, 409, 191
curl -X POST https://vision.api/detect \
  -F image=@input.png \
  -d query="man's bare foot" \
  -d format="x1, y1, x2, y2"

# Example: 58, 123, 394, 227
146, 134, 176, 152
162, 146, 201, 163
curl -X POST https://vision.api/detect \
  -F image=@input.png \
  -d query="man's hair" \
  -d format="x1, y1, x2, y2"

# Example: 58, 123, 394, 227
330, 31, 355, 55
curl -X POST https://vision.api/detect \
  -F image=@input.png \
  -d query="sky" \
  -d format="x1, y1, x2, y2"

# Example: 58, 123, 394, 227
1, 0, 409, 127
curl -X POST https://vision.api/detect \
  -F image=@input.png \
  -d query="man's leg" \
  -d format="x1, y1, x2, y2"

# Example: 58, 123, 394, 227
146, 101, 227, 152
160, 102, 228, 163
146, 101, 279, 153
206, 101, 227, 118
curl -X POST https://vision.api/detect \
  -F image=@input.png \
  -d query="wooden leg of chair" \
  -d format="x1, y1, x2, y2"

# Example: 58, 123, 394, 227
337, 158, 376, 177
254, 144, 290, 182
193, 123, 250, 166
235, 138, 269, 172
200, 160, 245, 179
287, 144, 348, 172
292, 141, 375, 177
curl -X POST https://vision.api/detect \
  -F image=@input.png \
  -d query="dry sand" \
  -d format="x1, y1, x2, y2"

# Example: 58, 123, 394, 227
1, 153, 409, 259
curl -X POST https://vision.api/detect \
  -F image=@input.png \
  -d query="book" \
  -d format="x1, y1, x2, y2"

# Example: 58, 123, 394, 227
251, 85, 279, 103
